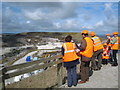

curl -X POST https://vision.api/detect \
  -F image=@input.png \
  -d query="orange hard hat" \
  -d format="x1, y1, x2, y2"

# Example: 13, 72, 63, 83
81, 30, 88, 34
112, 32, 118, 35
103, 43, 107, 46
90, 31, 95, 36
106, 33, 110, 36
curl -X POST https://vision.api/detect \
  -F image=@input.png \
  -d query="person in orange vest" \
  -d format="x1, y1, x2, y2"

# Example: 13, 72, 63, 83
110, 32, 119, 66
90, 31, 103, 70
78, 30, 93, 84
61, 35, 80, 87
106, 33, 112, 46
102, 43, 110, 65
105, 33, 113, 63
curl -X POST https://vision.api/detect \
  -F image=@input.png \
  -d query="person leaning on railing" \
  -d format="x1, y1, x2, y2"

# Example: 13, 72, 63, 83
61, 35, 80, 87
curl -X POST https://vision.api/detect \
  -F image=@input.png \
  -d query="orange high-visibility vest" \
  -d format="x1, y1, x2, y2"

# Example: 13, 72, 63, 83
118, 37, 120, 44
92, 36, 103, 51
111, 37, 119, 50
80, 37, 93, 58
62, 42, 79, 62
102, 47, 109, 59
108, 43, 111, 47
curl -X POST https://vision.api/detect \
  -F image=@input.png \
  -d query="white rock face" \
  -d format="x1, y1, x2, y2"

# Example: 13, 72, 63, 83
37, 42, 62, 49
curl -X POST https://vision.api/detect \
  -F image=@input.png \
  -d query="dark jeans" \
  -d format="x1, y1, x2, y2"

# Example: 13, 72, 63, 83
91, 49, 103, 69
109, 50, 113, 62
66, 65, 77, 87
102, 59, 108, 65
112, 50, 118, 65
80, 61, 90, 81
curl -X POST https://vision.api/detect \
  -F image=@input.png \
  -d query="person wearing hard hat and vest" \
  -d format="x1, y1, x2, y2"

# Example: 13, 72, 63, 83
110, 32, 119, 66
61, 35, 80, 87
105, 33, 113, 63
102, 43, 110, 65
90, 31, 103, 70
78, 30, 93, 84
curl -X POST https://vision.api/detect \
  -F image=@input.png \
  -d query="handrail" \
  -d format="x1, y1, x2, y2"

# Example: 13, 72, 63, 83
4, 54, 62, 73
0, 52, 63, 89
4, 59, 62, 80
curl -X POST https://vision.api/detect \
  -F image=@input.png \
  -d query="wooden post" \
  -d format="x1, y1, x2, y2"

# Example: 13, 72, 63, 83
57, 61, 63, 87
0, 65, 5, 90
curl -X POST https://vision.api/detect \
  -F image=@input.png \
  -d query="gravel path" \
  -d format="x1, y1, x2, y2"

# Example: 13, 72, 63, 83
61, 53, 119, 88
61, 64, 118, 88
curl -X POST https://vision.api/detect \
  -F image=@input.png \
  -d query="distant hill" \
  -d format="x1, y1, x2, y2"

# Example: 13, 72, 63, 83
2, 32, 106, 47
2, 32, 83, 47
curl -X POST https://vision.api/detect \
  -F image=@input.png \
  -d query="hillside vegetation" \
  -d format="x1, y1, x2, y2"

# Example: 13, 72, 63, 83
2, 32, 83, 47
2, 32, 107, 47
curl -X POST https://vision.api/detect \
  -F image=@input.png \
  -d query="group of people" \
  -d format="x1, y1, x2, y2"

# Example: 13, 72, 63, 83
61, 30, 119, 87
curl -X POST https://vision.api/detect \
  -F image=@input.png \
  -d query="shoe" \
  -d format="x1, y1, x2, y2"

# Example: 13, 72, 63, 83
98, 67, 101, 70
68, 85, 72, 87
92, 66, 98, 71
78, 81, 86, 84
73, 84, 77, 87
94, 68, 98, 71
112, 64, 118, 66
86, 79, 89, 82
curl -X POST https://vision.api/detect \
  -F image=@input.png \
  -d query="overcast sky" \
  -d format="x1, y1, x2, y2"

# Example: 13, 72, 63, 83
2, 2, 119, 34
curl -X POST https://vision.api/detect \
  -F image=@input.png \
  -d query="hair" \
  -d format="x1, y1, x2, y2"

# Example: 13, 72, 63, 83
82, 33, 88, 36
65, 35, 72, 42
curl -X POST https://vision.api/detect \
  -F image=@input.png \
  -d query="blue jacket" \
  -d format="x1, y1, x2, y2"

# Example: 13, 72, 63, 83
26, 56, 31, 62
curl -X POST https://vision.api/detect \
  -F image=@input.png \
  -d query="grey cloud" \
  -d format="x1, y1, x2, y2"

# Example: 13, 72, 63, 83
5, 2, 63, 10
2, 2, 118, 34
23, 2, 79, 20
2, 2, 80, 33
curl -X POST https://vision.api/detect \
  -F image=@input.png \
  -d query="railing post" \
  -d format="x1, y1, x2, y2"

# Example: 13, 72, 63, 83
0, 65, 5, 90
57, 61, 63, 87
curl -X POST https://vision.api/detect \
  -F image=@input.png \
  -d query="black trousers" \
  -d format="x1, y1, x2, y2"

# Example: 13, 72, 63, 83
80, 61, 90, 81
91, 49, 103, 69
112, 50, 118, 65
102, 59, 108, 65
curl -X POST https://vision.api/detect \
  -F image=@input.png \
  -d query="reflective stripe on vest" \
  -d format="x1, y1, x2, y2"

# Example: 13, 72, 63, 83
114, 43, 119, 44
94, 42, 102, 46
64, 50, 74, 53
93, 37, 98, 40
64, 43, 67, 51
102, 47, 109, 59
94, 40, 101, 43
92, 36, 103, 51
